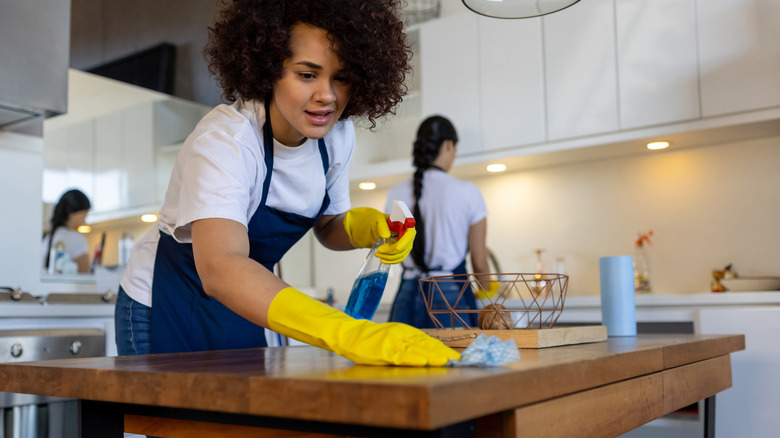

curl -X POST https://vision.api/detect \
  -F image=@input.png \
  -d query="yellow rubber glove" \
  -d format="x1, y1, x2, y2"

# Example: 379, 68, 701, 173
267, 287, 460, 366
343, 207, 415, 264
474, 281, 501, 299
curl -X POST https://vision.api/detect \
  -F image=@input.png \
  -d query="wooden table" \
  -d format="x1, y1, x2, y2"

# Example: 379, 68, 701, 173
0, 334, 744, 437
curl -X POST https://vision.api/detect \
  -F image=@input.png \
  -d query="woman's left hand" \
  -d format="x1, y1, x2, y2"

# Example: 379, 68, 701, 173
375, 227, 415, 264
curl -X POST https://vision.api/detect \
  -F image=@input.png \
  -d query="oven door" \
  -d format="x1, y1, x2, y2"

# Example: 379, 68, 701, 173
0, 329, 104, 438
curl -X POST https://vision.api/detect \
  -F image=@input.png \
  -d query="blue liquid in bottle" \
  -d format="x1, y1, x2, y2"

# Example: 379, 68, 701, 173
345, 271, 388, 320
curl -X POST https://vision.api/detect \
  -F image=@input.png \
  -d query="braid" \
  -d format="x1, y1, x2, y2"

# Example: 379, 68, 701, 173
408, 115, 458, 274
410, 166, 427, 271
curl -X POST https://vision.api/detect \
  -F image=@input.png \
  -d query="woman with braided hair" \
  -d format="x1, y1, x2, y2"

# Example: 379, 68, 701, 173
385, 115, 490, 328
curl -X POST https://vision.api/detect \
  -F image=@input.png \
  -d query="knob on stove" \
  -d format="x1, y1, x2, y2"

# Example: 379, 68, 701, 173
69, 340, 82, 355
10, 343, 23, 358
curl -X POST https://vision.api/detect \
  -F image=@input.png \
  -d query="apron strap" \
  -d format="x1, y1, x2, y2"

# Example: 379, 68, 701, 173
261, 100, 275, 206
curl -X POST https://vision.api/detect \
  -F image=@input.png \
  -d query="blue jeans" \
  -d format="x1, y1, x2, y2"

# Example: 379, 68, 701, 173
114, 286, 152, 356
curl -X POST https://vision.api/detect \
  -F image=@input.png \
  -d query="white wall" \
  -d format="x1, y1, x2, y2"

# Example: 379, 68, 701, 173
0, 132, 45, 291
309, 135, 780, 305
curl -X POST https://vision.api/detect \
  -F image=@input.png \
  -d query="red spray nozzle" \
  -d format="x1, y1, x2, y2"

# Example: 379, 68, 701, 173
387, 217, 415, 238
387, 200, 415, 238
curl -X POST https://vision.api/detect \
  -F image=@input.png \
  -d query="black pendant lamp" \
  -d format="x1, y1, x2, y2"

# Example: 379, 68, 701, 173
462, 0, 581, 19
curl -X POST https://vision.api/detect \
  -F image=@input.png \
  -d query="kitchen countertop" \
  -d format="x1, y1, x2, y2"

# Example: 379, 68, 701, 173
0, 300, 114, 318
560, 291, 780, 308
0, 334, 744, 437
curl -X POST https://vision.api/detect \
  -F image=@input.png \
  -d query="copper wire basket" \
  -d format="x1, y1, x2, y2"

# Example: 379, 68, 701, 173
418, 273, 569, 330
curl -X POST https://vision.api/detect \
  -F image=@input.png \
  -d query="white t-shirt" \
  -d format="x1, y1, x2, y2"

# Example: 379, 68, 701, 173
121, 99, 354, 307
41, 227, 89, 267
385, 170, 487, 277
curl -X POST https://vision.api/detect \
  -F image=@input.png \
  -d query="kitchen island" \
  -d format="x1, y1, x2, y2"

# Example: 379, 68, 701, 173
0, 334, 743, 437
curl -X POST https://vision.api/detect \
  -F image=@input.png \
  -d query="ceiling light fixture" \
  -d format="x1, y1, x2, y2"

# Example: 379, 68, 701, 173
141, 214, 158, 223
486, 163, 507, 172
647, 141, 670, 150
77, 225, 91, 234
462, 0, 581, 19
358, 182, 377, 191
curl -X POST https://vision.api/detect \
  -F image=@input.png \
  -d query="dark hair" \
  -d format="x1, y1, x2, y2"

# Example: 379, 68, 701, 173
409, 116, 458, 272
45, 189, 91, 267
203, 0, 412, 130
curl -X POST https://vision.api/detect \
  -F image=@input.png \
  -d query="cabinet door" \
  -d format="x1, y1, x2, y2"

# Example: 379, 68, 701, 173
420, 12, 482, 154
42, 126, 70, 204
543, 0, 619, 140
66, 121, 95, 203
616, 0, 700, 129
93, 112, 123, 213
697, 0, 780, 117
479, 16, 546, 151
121, 104, 156, 209
698, 307, 780, 437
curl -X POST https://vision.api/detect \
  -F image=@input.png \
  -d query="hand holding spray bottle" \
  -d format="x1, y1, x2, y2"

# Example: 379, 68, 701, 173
345, 200, 415, 320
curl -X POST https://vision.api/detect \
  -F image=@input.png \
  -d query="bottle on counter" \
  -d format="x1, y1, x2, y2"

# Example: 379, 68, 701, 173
345, 200, 415, 320
633, 230, 653, 294
48, 241, 67, 274
118, 232, 134, 265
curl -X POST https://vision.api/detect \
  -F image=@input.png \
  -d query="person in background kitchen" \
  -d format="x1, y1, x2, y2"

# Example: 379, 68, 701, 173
41, 189, 91, 274
385, 115, 494, 328
114, 0, 458, 366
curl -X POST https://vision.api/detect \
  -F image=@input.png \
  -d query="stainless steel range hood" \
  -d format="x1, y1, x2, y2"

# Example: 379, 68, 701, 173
0, 1, 71, 131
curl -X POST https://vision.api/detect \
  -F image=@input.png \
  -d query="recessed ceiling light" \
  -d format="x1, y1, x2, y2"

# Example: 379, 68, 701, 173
358, 182, 376, 191
77, 225, 91, 234
647, 141, 670, 150
486, 163, 507, 173
141, 214, 158, 223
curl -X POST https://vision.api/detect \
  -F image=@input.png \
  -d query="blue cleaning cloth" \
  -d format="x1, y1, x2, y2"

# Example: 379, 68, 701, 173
446, 334, 520, 367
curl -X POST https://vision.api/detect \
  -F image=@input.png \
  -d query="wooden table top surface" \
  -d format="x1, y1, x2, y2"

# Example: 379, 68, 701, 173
0, 334, 744, 430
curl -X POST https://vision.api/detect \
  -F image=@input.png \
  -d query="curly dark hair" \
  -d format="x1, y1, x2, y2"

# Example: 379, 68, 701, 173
203, 0, 412, 129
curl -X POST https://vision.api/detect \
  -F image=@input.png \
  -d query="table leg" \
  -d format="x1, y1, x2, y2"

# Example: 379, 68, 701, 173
703, 396, 715, 438
79, 400, 123, 438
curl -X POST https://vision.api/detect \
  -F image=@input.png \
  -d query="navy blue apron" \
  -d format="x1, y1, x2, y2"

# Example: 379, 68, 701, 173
389, 259, 478, 328
151, 103, 331, 353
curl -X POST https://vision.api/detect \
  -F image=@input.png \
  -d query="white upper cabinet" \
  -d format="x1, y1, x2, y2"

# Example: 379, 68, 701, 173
43, 119, 95, 206
478, 16, 546, 151
120, 104, 156, 210
616, 0, 700, 129
696, 0, 780, 117
543, 0, 619, 141
93, 112, 123, 213
419, 12, 482, 154
44, 70, 210, 222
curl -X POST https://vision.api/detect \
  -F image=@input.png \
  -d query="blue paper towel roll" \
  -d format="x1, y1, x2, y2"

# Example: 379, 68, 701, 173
599, 255, 637, 337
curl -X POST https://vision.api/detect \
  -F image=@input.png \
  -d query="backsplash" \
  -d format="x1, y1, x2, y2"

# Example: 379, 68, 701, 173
314, 134, 780, 303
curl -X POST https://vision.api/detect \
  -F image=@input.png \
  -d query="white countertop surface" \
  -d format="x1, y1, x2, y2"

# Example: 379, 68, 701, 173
0, 301, 114, 318
562, 291, 780, 308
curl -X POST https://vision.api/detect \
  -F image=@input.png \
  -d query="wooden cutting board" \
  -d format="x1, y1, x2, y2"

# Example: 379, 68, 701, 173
423, 325, 608, 348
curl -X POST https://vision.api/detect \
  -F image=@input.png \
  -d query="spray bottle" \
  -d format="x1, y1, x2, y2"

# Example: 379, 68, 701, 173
345, 200, 415, 320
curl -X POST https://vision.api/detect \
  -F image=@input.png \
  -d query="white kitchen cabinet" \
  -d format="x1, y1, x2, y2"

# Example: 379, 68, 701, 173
616, 0, 700, 129
45, 94, 209, 222
696, 0, 780, 117
419, 12, 482, 154
478, 16, 546, 150
42, 119, 95, 206
352, 29, 422, 170
93, 112, 123, 213
697, 307, 780, 438
542, 0, 619, 141
120, 103, 157, 210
